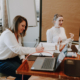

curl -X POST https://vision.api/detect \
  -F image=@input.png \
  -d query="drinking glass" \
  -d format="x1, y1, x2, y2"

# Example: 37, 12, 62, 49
67, 39, 73, 51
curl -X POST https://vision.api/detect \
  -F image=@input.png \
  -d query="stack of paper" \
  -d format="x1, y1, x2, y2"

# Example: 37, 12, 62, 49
32, 42, 56, 56
38, 42, 56, 51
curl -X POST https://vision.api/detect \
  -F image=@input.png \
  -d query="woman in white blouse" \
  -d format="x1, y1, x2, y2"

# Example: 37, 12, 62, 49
0, 15, 44, 80
47, 14, 74, 43
46, 14, 67, 43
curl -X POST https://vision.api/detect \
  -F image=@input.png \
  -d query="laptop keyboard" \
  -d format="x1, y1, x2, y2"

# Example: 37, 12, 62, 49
41, 58, 54, 69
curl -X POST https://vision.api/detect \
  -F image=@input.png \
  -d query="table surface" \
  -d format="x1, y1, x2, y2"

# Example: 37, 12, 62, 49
16, 45, 80, 80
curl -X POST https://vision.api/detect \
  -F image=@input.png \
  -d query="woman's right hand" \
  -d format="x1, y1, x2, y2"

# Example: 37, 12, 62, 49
36, 47, 44, 53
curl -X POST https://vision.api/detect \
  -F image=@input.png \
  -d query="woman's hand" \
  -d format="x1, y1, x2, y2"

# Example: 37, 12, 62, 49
55, 44, 65, 51
58, 37, 62, 43
36, 47, 44, 53
69, 33, 74, 39
22, 47, 44, 63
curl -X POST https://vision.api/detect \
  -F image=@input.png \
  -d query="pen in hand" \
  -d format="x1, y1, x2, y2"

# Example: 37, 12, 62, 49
40, 43, 43, 56
41, 43, 43, 47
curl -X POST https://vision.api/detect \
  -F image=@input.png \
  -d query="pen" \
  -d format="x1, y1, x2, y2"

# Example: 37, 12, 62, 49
39, 43, 43, 56
41, 43, 43, 47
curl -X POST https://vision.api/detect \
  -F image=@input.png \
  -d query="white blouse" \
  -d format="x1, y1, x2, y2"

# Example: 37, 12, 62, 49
46, 26, 67, 43
0, 29, 36, 60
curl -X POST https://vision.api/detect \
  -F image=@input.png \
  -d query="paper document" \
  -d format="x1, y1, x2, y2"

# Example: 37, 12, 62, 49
32, 51, 54, 56
38, 42, 56, 51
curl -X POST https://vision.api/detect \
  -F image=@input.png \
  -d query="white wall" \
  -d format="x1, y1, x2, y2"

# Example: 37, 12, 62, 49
22, 21, 40, 47
22, 0, 40, 47
0, 0, 2, 19
6, 0, 40, 47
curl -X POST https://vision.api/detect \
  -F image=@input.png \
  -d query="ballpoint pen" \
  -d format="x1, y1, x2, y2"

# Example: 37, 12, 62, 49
39, 43, 43, 56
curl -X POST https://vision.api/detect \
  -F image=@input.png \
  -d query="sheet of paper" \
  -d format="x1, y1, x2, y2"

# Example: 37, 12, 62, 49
32, 51, 54, 56
38, 42, 56, 51
44, 46, 55, 51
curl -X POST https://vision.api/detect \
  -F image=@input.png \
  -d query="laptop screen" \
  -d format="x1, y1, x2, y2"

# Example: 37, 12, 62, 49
55, 44, 68, 69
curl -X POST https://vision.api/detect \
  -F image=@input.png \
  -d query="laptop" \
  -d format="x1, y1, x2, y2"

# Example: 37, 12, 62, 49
31, 44, 68, 71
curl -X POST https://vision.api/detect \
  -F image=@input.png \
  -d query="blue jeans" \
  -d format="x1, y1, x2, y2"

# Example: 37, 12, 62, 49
0, 56, 30, 80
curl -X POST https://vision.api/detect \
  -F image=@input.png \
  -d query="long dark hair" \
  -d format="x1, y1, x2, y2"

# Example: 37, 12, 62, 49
10, 15, 28, 37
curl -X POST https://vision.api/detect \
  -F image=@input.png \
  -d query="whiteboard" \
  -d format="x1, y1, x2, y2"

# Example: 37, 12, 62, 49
6, 0, 37, 27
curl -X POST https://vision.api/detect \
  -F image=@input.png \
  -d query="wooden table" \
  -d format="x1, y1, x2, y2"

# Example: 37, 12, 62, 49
58, 55, 80, 80
16, 45, 80, 80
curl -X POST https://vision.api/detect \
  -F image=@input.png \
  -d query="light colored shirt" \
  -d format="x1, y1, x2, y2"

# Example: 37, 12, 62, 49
46, 26, 67, 43
0, 29, 36, 60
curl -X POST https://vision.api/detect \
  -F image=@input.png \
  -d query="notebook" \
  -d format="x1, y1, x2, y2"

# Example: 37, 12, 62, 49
31, 44, 67, 71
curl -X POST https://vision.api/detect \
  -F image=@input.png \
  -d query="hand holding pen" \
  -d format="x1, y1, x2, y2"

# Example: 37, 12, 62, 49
36, 43, 44, 53
39, 43, 43, 56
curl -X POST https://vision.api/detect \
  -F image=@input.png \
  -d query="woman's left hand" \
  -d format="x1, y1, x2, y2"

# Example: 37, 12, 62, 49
69, 33, 74, 39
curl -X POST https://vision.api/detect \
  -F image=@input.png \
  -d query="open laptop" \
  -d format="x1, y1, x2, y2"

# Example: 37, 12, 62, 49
31, 44, 68, 71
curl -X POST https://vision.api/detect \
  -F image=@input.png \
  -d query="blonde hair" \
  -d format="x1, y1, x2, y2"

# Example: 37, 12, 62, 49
53, 14, 63, 21
10, 15, 28, 37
